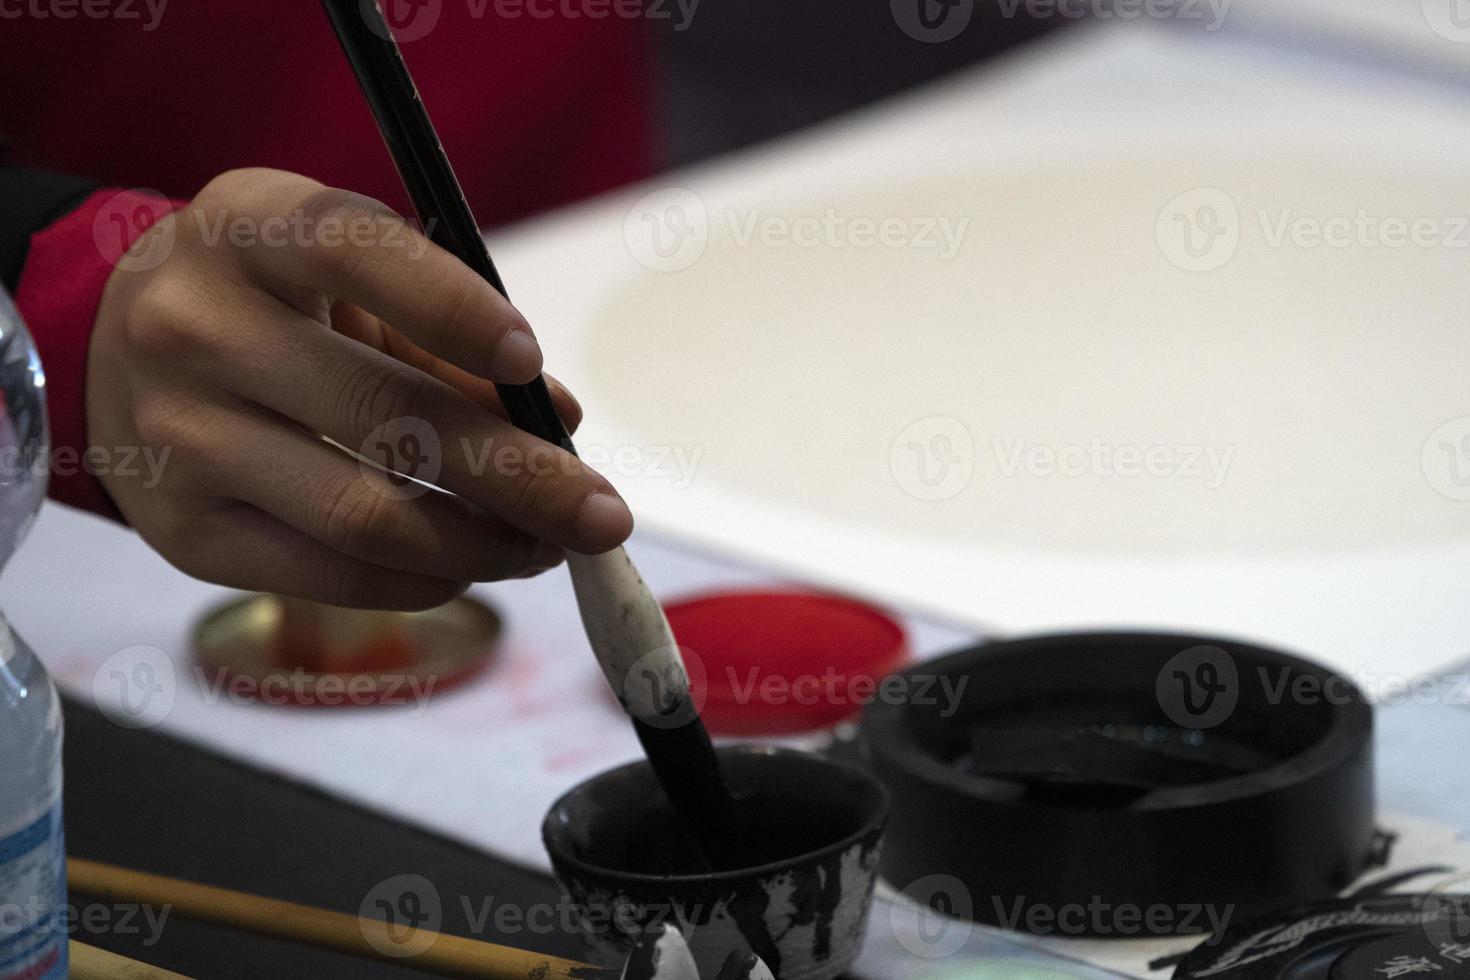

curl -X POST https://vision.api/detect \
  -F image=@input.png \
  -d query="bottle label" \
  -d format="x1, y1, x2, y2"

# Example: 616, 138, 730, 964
0, 802, 67, 980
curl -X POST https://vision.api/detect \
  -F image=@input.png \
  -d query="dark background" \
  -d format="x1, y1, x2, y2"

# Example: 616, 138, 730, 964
653, 2, 1057, 167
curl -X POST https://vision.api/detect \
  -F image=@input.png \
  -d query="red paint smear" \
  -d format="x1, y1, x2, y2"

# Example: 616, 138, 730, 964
544, 742, 615, 773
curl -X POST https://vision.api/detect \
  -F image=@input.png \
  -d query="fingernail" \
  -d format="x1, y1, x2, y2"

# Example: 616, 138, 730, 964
492, 329, 542, 382
530, 541, 564, 569
552, 378, 582, 419
576, 492, 634, 550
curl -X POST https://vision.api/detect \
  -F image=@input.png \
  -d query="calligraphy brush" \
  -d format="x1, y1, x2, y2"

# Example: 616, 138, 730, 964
318, 0, 740, 868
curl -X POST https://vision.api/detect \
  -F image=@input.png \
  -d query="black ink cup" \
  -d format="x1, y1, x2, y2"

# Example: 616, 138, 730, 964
542, 746, 889, 980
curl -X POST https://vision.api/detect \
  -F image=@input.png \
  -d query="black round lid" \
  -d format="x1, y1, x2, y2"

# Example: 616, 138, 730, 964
1176, 895, 1470, 980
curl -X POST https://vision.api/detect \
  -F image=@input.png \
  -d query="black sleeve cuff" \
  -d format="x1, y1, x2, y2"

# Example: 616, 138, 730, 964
1, 165, 99, 294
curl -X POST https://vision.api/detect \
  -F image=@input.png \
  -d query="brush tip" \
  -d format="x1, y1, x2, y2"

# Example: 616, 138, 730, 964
619, 921, 699, 980
717, 949, 777, 980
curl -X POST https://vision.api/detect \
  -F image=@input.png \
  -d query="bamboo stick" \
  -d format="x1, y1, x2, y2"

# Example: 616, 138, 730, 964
70, 941, 193, 979
68, 858, 613, 980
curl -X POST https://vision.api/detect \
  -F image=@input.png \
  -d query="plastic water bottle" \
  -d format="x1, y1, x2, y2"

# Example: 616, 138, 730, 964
0, 290, 66, 980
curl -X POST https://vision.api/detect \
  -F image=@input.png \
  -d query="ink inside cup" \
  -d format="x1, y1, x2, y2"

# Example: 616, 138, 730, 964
542, 746, 889, 980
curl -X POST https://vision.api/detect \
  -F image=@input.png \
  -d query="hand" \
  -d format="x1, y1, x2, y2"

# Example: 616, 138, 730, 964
88, 168, 633, 610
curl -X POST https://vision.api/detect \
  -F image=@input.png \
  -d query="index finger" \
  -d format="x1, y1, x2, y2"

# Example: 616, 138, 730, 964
236, 182, 544, 384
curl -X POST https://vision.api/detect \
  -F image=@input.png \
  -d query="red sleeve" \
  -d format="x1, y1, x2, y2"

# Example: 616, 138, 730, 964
0, 11, 651, 230
15, 189, 181, 521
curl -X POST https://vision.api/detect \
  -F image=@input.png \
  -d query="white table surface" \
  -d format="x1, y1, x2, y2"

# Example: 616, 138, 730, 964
485, 18, 1470, 685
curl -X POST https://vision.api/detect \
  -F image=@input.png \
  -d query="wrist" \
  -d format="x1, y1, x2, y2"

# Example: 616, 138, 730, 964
16, 189, 181, 520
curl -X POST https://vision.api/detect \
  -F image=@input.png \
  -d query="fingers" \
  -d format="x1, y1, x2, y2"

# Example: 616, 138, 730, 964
100, 169, 605, 610
210, 293, 633, 553
328, 300, 583, 433
199, 406, 567, 582
231, 179, 543, 384
542, 376, 584, 434
171, 503, 470, 611
418, 354, 586, 435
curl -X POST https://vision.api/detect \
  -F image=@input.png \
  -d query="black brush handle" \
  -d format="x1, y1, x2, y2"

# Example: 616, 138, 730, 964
319, 0, 573, 454
319, 0, 741, 869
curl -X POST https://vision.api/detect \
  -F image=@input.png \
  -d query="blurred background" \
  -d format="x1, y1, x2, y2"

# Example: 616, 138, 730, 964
649, 2, 1059, 166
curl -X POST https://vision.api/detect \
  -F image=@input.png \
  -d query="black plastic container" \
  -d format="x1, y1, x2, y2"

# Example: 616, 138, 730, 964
862, 632, 1375, 937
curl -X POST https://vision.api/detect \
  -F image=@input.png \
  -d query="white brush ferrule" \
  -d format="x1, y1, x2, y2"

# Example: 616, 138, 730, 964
566, 548, 694, 726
